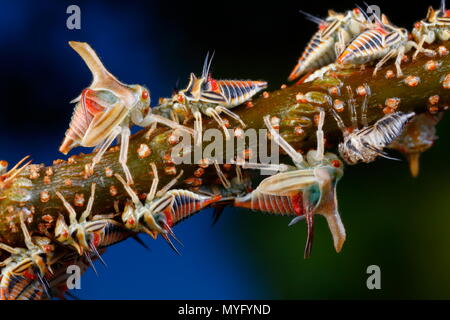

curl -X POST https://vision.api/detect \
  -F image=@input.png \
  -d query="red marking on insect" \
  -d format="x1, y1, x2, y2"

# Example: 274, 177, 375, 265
208, 77, 220, 92
23, 270, 37, 280
331, 160, 341, 168
92, 233, 101, 248
163, 209, 174, 227
142, 90, 149, 100
82, 89, 104, 115
128, 217, 135, 226
176, 94, 184, 103
292, 194, 303, 216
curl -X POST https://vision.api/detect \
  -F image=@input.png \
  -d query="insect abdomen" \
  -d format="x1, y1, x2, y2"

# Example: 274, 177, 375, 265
216, 80, 267, 107
169, 190, 221, 225
364, 112, 415, 147
289, 31, 336, 81
338, 29, 387, 64
234, 191, 302, 217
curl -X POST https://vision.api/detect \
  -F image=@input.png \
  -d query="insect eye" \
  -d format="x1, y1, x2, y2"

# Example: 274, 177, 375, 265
331, 160, 342, 168
353, 8, 360, 14
128, 217, 135, 226
141, 90, 149, 100
177, 94, 184, 103
414, 22, 422, 29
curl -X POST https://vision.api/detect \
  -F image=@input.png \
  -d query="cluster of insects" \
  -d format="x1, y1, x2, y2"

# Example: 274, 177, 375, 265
290, 2, 447, 80
0, 1, 447, 299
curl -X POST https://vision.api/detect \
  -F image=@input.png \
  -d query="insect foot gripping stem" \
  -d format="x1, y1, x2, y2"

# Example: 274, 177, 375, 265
0, 212, 54, 300
59, 41, 192, 185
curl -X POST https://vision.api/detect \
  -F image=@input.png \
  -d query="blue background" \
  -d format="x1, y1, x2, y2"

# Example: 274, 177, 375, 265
1, 0, 450, 299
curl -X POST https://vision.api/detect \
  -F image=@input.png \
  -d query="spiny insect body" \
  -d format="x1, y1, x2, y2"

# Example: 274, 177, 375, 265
233, 110, 346, 258
288, 8, 369, 81
172, 53, 267, 145
60, 41, 192, 185
329, 84, 415, 164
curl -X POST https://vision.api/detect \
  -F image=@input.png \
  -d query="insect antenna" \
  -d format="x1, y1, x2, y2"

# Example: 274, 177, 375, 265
89, 243, 107, 267
164, 223, 184, 247
84, 253, 98, 276
161, 233, 181, 255
34, 266, 51, 299
202, 51, 215, 79
299, 10, 325, 25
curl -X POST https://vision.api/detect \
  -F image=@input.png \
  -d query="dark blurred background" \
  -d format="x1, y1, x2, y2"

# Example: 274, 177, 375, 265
1, 0, 449, 299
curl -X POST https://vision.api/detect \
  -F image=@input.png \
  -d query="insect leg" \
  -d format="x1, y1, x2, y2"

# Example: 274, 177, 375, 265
91, 126, 122, 174
155, 170, 184, 198
119, 126, 134, 185
263, 115, 305, 166
394, 46, 406, 78
79, 183, 96, 222
147, 163, 159, 202
214, 161, 231, 189
114, 173, 141, 206
205, 107, 230, 140
412, 37, 427, 60
373, 49, 396, 76
55, 191, 79, 226
132, 108, 194, 136
346, 86, 358, 130
361, 83, 371, 128
334, 29, 346, 57
230, 158, 290, 172
215, 106, 246, 128
315, 110, 325, 162
192, 107, 203, 146
144, 122, 157, 140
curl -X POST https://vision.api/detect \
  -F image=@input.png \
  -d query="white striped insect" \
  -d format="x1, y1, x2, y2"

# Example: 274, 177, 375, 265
173, 53, 267, 145
337, 13, 428, 77
115, 163, 222, 254
0, 212, 54, 299
60, 41, 192, 185
412, 0, 450, 59
329, 84, 415, 164
233, 110, 346, 258
289, 8, 369, 81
